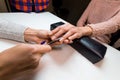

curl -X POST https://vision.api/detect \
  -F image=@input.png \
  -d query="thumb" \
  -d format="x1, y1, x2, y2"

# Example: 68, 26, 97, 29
31, 44, 52, 53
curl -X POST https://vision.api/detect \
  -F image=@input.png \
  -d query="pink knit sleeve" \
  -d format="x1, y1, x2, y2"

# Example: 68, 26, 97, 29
77, 0, 96, 27
88, 11, 120, 37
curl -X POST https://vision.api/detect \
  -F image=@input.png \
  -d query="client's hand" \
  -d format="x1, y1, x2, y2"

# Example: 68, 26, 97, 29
49, 23, 92, 44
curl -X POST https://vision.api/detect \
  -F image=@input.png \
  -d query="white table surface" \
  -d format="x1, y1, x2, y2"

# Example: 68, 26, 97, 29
0, 12, 120, 80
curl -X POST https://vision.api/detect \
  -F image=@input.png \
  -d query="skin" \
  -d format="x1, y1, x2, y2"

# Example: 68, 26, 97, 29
0, 43, 51, 79
24, 28, 51, 44
24, 28, 61, 46
49, 23, 92, 44
0, 26, 67, 79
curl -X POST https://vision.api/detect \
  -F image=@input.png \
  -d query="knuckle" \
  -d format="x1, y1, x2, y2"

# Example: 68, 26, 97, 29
62, 28, 66, 31
70, 29, 75, 33
58, 26, 62, 29
33, 38, 40, 42
60, 26, 67, 31
31, 58, 40, 69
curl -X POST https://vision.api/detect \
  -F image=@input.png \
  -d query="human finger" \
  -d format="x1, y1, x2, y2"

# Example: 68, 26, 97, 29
60, 30, 74, 43
68, 33, 82, 40
31, 44, 52, 53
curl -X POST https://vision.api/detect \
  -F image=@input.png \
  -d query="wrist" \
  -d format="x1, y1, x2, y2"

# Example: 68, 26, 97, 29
82, 25, 93, 36
24, 28, 32, 42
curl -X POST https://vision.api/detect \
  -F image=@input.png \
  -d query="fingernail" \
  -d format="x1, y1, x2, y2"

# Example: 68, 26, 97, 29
52, 36, 56, 40
60, 37, 64, 41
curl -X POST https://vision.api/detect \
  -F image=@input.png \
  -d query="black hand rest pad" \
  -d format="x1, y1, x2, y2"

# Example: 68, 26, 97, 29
50, 22, 107, 64
69, 37, 107, 63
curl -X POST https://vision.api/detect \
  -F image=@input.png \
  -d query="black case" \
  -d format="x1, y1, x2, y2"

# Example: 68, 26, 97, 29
50, 22, 107, 64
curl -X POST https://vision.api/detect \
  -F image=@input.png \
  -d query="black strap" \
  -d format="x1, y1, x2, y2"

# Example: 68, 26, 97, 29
109, 30, 120, 46
32, 0, 35, 12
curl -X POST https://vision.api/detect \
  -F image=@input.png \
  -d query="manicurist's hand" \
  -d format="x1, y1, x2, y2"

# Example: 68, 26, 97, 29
24, 28, 50, 44
0, 43, 51, 79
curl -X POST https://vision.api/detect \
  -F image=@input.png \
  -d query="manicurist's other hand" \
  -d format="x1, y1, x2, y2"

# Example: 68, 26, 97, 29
0, 43, 51, 79
24, 28, 50, 44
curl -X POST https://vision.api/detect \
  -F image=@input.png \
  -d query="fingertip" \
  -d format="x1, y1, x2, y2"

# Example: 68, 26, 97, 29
68, 37, 73, 41
60, 37, 64, 41
42, 45, 52, 51
46, 45, 52, 50
33, 44, 52, 53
